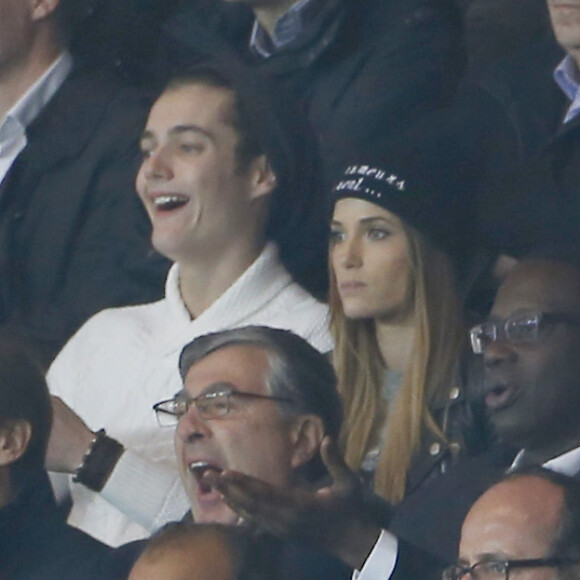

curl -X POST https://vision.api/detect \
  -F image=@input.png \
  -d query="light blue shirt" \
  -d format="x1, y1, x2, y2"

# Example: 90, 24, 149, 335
0, 51, 72, 186
553, 54, 580, 124
249, 0, 325, 58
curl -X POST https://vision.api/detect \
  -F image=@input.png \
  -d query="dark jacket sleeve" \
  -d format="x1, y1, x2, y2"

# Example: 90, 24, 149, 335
0, 68, 170, 365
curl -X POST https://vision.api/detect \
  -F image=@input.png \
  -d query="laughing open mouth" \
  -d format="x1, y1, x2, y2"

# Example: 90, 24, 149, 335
153, 194, 189, 211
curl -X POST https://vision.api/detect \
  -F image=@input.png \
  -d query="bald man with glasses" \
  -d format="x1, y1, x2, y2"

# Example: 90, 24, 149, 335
445, 468, 580, 580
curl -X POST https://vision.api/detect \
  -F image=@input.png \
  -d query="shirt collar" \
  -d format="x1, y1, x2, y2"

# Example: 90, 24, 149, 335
511, 445, 580, 477
553, 54, 580, 123
160, 242, 293, 355
0, 51, 73, 141
250, 0, 326, 58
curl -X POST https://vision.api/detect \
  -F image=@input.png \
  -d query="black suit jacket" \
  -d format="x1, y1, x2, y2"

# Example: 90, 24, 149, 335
0, 471, 121, 580
466, 37, 580, 256
0, 62, 169, 365
391, 444, 517, 563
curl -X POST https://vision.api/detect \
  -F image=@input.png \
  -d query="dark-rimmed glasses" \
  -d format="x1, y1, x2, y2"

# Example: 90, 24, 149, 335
469, 311, 580, 354
153, 389, 294, 426
442, 557, 580, 580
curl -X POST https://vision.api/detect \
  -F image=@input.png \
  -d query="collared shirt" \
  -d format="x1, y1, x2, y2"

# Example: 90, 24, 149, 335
554, 54, 580, 124
249, 0, 326, 58
355, 445, 580, 580
510, 445, 580, 476
0, 51, 72, 186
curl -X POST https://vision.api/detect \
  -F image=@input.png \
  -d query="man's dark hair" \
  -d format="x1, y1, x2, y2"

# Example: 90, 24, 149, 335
179, 326, 343, 480
139, 522, 280, 580
0, 335, 52, 489
166, 66, 263, 172
161, 61, 329, 297
504, 467, 580, 564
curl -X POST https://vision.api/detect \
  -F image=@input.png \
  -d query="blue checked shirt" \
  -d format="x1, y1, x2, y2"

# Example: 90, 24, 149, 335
554, 54, 580, 123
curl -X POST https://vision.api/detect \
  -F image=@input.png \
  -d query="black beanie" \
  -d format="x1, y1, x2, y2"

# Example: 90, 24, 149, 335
332, 141, 474, 264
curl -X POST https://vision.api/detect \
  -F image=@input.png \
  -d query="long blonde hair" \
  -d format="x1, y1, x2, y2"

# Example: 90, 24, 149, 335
330, 224, 464, 503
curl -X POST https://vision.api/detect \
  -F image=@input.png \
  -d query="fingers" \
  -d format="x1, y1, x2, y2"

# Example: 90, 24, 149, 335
204, 470, 292, 512
201, 470, 304, 536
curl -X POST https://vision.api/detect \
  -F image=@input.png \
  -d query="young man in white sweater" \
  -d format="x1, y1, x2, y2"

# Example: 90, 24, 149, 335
45, 61, 332, 546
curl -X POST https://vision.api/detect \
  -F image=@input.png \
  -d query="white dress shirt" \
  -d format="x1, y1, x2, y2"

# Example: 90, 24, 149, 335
511, 445, 580, 476
354, 444, 580, 580
0, 51, 72, 186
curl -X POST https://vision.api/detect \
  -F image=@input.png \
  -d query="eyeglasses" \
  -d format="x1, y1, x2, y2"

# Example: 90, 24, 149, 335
442, 557, 580, 580
469, 310, 580, 354
153, 388, 294, 426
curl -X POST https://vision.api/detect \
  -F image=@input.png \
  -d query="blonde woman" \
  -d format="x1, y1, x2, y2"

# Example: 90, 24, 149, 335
201, 154, 491, 576
330, 157, 489, 504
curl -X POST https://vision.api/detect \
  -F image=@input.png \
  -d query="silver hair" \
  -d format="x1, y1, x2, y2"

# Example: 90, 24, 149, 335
179, 326, 342, 442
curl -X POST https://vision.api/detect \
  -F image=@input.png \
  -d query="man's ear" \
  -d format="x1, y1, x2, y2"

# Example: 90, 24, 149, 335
248, 155, 277, 200
0, 421, 32, 468
31, 0, 60, 21
290, 415, 325, 470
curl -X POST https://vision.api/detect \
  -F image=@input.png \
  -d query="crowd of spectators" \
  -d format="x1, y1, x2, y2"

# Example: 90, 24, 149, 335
2, 0, 580, 578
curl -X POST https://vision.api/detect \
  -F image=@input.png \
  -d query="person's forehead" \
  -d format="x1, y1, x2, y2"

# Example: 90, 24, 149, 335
492, 260, 580, 318
149, 83, 237, 133
183, 345, 271, 396
332, 197, 404, 229
460, 476, 564, 560
132, 535, 235, 580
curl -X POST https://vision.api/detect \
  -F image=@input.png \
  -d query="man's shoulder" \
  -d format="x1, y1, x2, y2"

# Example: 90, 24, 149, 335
46, 299, 170, 391
160, 0, 252, 62
1, 474, 112, 580
11, 523, 112, 580
26, 62, 151, 148
56, 63, 150, 111
271, 287, 332, 351
389, 444, 517, 563
469, 37, 567, 130
243, 259, 333, 353
278, 539, 352, 580
53, 298, 170, 356
353, 0, 458, 31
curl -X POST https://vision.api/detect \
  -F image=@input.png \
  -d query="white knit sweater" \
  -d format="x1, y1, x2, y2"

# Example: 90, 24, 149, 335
47, 243, 332, 546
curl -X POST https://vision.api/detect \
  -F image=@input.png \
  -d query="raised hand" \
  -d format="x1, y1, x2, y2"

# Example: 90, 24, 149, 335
202, 437, 385, 569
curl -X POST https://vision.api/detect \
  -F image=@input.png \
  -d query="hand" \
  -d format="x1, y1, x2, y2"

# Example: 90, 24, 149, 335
46, 396, 96, 473
202, 437, 384, 569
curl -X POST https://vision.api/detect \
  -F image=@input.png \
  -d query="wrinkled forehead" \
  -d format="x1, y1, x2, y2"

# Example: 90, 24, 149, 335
183, 344, 271, 397
492, 260, 580, 318
460, 477, 564, 561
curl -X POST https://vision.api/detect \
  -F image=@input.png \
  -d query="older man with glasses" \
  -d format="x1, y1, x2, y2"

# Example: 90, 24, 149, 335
445, 468, 580, 580
194, 248, 580, 580
144, 325, 352, 579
